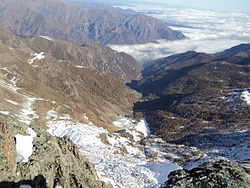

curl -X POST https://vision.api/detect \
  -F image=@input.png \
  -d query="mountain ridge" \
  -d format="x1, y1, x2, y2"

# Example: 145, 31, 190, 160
0, 27, 141, 83
0, 0, 186, 45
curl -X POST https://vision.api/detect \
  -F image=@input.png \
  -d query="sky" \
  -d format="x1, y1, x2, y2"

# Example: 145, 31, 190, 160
149, 0, 250, 11
73, 0, 250, 11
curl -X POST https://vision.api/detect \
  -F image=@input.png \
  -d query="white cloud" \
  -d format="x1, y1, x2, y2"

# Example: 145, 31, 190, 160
110, 5, 250, 63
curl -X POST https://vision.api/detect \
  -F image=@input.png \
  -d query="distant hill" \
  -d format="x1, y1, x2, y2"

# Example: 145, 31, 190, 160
0, 0, 186, 45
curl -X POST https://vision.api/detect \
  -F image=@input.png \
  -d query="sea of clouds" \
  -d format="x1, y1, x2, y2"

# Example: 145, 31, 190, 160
110, 5, 250, 63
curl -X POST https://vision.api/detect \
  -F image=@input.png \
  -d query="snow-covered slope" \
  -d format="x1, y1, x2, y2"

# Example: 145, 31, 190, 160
48, 118, 181, 188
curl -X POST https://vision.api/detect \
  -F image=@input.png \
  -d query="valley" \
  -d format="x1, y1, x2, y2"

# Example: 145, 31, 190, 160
0, 0, 249, 188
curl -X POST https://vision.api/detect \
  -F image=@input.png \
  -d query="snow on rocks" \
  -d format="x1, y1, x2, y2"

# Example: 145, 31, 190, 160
225, 89, 250, 105
0, 111, 10, 115
39, 36, 54, 41
241, 90, 250, 105
15, 128, 37, 163
17, 96, 39, 125
113, 117, 150, 142
135, 119, 150, 137
28, 52, 45, 65
27, 127, 37, 137
0, 68, 20, 92
46, 109, 58, 120
180, 129, 250, 169
5, 99, 19, 105
47, 119, 181, 188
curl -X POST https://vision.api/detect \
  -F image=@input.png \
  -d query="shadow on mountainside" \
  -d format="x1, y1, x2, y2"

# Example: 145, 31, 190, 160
170, 129, 250, 154
128, 63, 203, 97
132, 93, 189, 112
0, 175, 47, 188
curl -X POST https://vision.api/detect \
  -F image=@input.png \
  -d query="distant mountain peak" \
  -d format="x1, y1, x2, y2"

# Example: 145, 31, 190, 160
0, 0, 186, 45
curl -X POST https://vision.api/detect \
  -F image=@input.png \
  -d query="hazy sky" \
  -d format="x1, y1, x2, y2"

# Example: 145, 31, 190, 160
73, 0, 250, 11
146, 0, 250, 11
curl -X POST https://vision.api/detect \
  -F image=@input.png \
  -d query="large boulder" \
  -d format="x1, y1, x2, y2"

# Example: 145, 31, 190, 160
163, 160, 250, 188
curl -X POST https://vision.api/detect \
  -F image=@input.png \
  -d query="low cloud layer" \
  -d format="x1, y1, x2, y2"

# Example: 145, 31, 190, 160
110, 6, 250, 63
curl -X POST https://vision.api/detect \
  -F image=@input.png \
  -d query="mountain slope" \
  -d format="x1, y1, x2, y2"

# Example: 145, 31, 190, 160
0, 28, 140, 128
0, 0, 185, 45
0, 27, 182, 188
130, 44, 250, 141
0, 27, 141, 83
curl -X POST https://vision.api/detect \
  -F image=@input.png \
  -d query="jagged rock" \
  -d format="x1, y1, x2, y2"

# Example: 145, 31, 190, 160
0, 115, 112, 188
163, 160, 250, 188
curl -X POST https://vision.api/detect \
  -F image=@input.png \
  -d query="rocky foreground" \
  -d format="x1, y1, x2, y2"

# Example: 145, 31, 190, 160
0, 115, 111, 188
164, 161, 250, 188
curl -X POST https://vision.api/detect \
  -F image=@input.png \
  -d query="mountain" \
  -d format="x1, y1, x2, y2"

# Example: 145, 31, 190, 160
130, 44, 250, 141
0, 27, 182, 188
215, 43, 250, 59
0, 27, 141, 83
0, 28, 249, 188
0, 27, 140, 128
215, 43, 250, 65
0, 0, 186, 45
0, 28, 183, 188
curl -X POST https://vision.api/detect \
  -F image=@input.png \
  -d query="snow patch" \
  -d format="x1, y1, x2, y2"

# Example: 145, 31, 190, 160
27, 127, 37, 137
17, 96, 39, 125
142, 162, 181, 186
113, 117, 150, 141
0, 69, 19, 92
225, 89, 250, 104
54, 186, 63, 188
135, 119, 150, 137
0, 111, 10, 115
28, 52, 45, 65
5, 99, 19, 105
241, 90, 250, 105
46, 109, 58, 120
15, 128, 37, 163
59, 114, 71, 120
75, 65, 84, 68
39, 36, 53, 41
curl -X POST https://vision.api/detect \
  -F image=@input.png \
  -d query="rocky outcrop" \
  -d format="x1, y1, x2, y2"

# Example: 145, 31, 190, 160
0, 115, 111, 188
163, 160, 250, 188
0, 0, 185, 45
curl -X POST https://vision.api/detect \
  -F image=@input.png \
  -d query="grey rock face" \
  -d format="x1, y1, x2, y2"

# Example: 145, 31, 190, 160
0, 0, 186, 45
163, 160, 250, 188
0, 115, 111, 188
